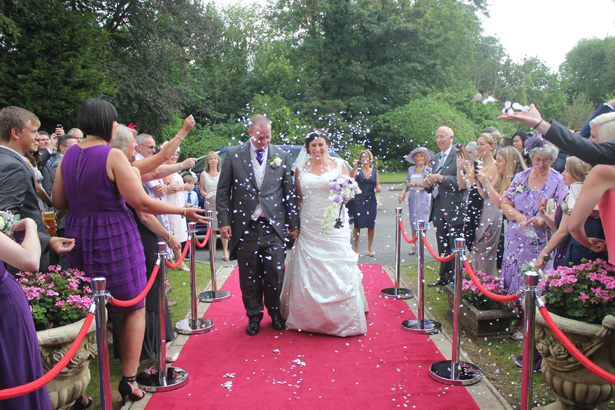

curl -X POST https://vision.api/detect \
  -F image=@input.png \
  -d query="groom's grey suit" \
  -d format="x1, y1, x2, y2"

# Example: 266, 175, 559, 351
217, 141, 299, 322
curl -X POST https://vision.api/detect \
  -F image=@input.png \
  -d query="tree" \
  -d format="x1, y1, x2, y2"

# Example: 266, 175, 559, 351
0, 0, 110, 129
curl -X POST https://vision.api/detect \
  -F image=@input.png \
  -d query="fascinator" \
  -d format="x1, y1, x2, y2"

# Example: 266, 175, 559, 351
524, 133, 545, 152
404, 147, 435, 164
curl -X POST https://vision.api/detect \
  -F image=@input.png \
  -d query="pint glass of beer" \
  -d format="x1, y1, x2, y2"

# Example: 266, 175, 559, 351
42, 211, 57, 236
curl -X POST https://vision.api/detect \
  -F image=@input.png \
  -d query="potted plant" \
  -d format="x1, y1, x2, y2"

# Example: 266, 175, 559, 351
535, 259, 615, 410
17, 266, 97, 410
444, 270, 517, 339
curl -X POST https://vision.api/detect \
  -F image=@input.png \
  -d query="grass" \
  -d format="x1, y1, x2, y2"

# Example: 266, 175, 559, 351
400, 261, 615, 409
86, 262, 211, 410
377, 170, 406, 183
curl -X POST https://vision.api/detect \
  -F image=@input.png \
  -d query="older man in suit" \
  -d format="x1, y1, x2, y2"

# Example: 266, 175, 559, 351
217, 114, 300, 335
0, 106, 74, 273
424, 126, 468, 287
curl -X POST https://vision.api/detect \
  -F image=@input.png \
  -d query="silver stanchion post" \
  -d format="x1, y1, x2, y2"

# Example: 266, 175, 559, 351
402, 220, 441, 334
138, 243, 189, 392
520, 270, 540, 410
382, 207, 413, 299
176, 222, 214, 335
429, 238, 482, 385
199, 210, 231, 302
92, 278, 112, 410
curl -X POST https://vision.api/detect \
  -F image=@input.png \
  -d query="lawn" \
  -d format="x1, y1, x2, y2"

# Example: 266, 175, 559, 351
400, 261, 615, 410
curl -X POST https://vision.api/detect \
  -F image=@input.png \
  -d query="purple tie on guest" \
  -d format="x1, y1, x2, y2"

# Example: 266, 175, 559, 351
256, 149, 264, 165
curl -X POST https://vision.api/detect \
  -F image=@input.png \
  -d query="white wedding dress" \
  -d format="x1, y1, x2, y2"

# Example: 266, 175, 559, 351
280, 157, 368, 337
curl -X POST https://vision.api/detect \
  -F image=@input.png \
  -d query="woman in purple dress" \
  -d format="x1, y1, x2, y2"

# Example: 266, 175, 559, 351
501, 135, 569, 295
398, 147, 433, 255
52, 99, 207, 404
0, 217, 51, 410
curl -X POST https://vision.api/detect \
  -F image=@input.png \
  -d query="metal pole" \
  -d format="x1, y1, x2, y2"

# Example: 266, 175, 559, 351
520, 270, 540, 410
402, 220, 441, 334
176, 222, 214, 335
92, 278, 112, 410
381, 207, 412, 299
137, 243, 189, 392
429, 237, 481, 386
199, 211, 231, 302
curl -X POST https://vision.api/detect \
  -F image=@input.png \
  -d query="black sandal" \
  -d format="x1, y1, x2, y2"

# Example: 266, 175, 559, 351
118, 376, 145, 404
72, 396, 92, 410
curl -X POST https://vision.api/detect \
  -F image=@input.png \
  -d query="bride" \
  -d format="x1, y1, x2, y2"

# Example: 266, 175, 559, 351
280, 129, 368, 337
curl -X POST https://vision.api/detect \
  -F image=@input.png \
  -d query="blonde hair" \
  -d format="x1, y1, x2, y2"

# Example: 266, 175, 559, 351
565, 156, 592, 182
0, 106, 40, 142
111, 124, 134, 159
590, 112, 615, 142
494, 146, 527, 193
205, 151, 221, 172
359, 150, 373, 162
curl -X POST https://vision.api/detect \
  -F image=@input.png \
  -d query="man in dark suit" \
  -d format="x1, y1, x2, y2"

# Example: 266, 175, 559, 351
0, 106, 74, 273
217, 114, 300, 335
424, 126, 468, 287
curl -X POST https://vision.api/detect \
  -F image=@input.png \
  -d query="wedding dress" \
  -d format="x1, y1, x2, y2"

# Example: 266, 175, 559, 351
280, 157, 368, 337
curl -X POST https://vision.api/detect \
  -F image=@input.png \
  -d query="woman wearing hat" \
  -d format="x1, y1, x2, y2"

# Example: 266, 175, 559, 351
398, 147, 433, 255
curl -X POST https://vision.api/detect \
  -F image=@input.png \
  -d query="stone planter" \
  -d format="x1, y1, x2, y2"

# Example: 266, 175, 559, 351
444, 285, 517, 339
37, 318, 97, 410
535, 313, 615, 410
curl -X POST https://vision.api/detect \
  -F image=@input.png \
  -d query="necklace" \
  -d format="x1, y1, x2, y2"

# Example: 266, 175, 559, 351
84, 136, 106, 145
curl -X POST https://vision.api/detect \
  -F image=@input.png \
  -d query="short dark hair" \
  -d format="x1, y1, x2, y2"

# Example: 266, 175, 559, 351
58, 134, 77, 149
77, 99, 117, 142
304, 129, 330, 150
513, 129, 528, 143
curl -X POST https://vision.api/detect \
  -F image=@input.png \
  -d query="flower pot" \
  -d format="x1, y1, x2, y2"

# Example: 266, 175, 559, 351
535, 313, 615, 410
37, 317, 97, 410
444, 285, 517, 339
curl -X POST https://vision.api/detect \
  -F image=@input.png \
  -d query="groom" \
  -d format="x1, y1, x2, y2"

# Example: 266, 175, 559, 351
217, 114, 300, 335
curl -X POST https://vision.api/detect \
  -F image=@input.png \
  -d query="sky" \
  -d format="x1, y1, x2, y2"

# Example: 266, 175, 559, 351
212, 0, 615, 72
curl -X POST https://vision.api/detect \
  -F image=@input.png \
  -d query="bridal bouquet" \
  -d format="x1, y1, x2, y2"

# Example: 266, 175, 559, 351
322, 175, 361, 234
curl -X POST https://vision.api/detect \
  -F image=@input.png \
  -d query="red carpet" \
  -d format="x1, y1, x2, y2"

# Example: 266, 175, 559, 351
145, 264, 479, 409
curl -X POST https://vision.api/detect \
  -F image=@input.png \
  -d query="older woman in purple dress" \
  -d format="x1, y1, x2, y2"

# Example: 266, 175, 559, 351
500, 135, 569, 295
398, 147, 433, 255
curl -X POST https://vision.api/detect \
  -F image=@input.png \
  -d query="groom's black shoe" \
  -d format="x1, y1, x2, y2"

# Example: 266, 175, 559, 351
271, 312, 286, 331
428, 279, 452, 288
246, 320, 260, 336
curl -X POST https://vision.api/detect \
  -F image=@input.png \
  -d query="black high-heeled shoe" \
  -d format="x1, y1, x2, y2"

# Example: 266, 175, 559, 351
118, 376, 145, 404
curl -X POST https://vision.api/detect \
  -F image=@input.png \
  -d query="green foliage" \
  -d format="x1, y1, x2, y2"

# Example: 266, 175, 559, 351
0, 0, 110, 130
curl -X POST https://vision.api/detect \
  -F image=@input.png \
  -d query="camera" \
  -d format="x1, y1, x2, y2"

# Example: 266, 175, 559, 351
56, 124, 62, 129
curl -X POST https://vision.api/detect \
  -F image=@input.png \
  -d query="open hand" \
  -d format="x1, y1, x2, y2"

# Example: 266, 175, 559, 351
49, 237, 75, 254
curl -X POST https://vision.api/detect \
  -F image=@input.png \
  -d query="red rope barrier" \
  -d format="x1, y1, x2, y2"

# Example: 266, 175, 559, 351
195, 225, 211, 248
108, 263, 160, 307
399, 221, 417, 244
423, 237, 455, 262
538, 306, 615, 385
463, 260, 520, 303
166, 241, 191, 269
0, 312, 95, 399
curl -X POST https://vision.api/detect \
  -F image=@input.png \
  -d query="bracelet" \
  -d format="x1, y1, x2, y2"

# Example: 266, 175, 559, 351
533, 119, 544, 129
167, 231, 171, 242
183, 207, 186, 217
178, 163, 182, 172
174, 134, 184, 141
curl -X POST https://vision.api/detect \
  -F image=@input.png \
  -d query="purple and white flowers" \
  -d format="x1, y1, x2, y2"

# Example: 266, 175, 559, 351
322, 174, 361, 234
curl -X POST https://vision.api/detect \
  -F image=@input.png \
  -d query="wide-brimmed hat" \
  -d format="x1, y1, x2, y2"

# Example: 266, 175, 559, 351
404, 147, 434, 164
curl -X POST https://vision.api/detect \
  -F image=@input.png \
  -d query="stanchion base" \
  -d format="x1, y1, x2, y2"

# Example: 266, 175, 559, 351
401, 319, 442, 334
137, 366, 189, 392
175, 318, 214, 335
199, 290, 231, 303
429, 360, 482, 386
381, 287, 413, 300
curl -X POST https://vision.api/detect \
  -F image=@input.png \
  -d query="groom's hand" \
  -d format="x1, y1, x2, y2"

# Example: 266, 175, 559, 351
220, 226, 231, 240
287, 228, 299, 239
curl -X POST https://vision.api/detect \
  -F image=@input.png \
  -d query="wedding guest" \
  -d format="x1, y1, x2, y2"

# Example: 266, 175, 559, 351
351, 150, 382, 256
52, 99, 206, 404
281, 129, 368, 337
398, 147, 433, 255
183, 173, 198, 208
534, 157, 605, 270
458, 133, 499, 275
424, 126, 467, 287
500, 136, 569, 295
162, 143, 189, 271
512, 129, 532, 167
25, 135, 53, 211
0, 217, 52, 410
200, 151, 228, 261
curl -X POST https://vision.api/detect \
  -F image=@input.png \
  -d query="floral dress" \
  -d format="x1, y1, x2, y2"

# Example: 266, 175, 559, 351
501, 168, 569, 294
405, 165, 431, 230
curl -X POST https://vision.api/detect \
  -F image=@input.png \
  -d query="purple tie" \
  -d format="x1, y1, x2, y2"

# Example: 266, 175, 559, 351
255, 149, 264, 165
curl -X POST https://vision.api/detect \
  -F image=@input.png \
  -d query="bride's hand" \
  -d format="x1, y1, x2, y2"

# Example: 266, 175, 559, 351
287, 228, 299, 239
